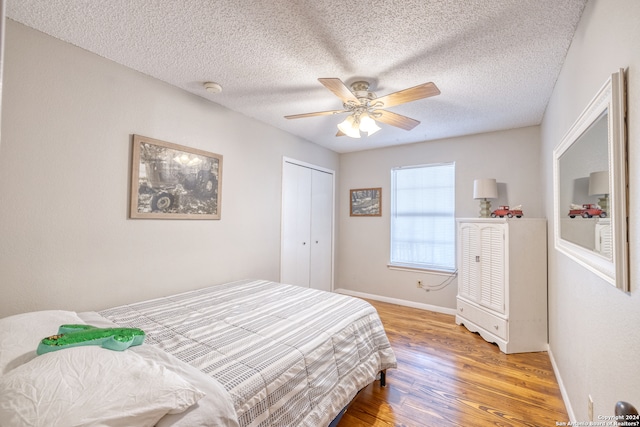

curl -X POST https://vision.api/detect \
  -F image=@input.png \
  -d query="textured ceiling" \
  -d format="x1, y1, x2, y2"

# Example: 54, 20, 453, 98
6, 0, 587, 153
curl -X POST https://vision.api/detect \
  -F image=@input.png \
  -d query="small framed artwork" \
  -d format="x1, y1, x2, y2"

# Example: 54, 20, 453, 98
130, 135, 223, 219
350, 187, 382, 217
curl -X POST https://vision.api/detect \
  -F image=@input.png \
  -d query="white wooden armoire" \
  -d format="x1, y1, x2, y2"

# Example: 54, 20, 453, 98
280, 159, 334, 292
455, 218, 547, 354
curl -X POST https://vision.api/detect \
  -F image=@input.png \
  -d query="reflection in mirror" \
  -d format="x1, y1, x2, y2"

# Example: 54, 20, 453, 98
558, 112, 610, 257
553, 69, 628, 292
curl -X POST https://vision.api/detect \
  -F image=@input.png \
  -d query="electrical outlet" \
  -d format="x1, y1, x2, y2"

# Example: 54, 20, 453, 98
417, 280, 423, 288
588, 395, 594, 421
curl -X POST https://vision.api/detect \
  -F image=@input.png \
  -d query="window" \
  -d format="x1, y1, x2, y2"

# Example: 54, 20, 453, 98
390, 163, 456, 272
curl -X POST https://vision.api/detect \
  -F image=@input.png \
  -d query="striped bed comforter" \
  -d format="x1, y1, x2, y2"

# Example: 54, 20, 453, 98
98, 279, 397, 427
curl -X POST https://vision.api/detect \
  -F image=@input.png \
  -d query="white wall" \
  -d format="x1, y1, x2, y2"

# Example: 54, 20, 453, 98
0, 0, 5, 140
541, 0, 640, 421
336, 126, 543, 310
0, 21, 339, 317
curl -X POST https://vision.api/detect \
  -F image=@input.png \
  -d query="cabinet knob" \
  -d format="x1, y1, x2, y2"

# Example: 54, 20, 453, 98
302, 242, 306, 245
459, 307, 464, 312
494, 325, 499, 330
315, 240, 319, 244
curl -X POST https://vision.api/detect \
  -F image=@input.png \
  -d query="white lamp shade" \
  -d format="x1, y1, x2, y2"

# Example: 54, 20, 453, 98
588, 171, 609, 196
359, 113, 381, 136
337, 115, 360, 138
473, 178, 498, 199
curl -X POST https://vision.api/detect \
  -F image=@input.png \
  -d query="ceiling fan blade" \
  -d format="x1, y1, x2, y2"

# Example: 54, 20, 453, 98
374, 110, 421, 130
373, 82, 440, 108
285, 109, 346, 119
336, 130, 346, 137
318, 78, 359, 103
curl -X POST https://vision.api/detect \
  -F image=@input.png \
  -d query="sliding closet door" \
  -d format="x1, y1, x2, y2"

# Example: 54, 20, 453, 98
281, 161, 312, 287
281, 159, 334, 291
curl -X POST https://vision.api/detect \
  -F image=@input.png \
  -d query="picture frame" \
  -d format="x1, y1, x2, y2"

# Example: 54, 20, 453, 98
350, 188, 382, 217
130, 135, 223, 220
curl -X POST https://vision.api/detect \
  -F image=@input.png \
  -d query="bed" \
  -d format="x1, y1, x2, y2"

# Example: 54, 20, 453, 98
0, 279, 397, 427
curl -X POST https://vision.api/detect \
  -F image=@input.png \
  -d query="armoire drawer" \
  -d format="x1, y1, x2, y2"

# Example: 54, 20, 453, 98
457, 299, 508, 340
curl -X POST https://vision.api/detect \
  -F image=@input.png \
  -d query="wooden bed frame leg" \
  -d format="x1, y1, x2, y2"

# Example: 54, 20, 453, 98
379, 369, 387, 387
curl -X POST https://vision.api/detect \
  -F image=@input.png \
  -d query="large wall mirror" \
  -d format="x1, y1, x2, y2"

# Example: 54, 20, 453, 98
553, 69, 629, 292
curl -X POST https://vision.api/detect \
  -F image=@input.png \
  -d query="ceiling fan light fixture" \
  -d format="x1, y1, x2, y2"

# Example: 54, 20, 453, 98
285, 78, 440, 139
337, 115, 361, 138
359, 112, 381, 136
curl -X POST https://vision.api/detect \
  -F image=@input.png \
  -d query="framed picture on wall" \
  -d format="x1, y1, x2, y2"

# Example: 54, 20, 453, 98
130, 135, 223, 219
350, 187, 382, 217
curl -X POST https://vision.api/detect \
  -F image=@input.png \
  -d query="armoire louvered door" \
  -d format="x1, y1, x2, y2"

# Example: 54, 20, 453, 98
458, 222, 506, 313
478, 224, 506, 313
457, 223, 479, 301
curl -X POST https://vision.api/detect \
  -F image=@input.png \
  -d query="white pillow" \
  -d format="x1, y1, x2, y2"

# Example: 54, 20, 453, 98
0, 310, 85, 375
0, 346, 205, 427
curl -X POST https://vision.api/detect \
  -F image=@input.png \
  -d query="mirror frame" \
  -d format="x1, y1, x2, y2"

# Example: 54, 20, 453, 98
553, 69, 629, 292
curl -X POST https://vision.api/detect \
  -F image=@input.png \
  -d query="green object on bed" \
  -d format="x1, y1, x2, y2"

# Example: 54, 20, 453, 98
36, 324, 145, 355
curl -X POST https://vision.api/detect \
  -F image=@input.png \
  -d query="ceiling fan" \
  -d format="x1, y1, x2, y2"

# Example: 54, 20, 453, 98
284, 78, 440, 138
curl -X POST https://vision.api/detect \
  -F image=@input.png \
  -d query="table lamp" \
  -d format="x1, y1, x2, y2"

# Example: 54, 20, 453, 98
473, 178, 498, 218
588, 171, 609, 213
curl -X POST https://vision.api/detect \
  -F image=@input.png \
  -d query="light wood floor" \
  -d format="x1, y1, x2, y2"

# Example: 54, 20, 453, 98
338, 299, 567, 427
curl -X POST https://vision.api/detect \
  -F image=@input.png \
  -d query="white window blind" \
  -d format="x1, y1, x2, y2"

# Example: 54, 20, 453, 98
390, 163, 456, 272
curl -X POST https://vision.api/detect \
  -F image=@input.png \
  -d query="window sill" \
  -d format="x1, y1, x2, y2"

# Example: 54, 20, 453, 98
387, 264, 456, 276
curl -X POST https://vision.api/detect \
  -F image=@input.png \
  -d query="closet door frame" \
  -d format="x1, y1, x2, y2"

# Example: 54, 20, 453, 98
280, 157, 335, 291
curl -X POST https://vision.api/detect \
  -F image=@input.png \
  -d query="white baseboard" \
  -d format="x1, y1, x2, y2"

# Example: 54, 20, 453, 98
548, 346, 575, 422
333, 288, 457, 316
